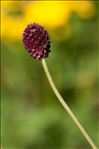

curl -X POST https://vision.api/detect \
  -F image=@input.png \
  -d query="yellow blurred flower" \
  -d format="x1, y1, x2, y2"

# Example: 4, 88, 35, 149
1, 1, 26, 42
1, 1, 95, 42
1, 17, 25, 41
1, 1, 13, 11
70, 1, 95, 19
24, 1, 71, 29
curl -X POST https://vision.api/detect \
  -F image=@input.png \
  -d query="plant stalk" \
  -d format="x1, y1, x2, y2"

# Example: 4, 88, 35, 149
42, 59, 98, 149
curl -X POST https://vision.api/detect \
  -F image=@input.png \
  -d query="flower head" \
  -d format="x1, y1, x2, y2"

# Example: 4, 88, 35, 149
23, 23, 51, 60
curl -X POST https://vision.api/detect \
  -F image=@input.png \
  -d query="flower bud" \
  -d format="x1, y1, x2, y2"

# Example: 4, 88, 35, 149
23, 23, 51, 60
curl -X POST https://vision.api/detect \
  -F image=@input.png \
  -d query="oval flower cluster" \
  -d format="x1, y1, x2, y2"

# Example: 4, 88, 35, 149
23, 23, 51, 60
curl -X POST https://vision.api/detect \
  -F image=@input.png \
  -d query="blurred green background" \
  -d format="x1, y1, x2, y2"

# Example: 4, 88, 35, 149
1, 1, 99, 149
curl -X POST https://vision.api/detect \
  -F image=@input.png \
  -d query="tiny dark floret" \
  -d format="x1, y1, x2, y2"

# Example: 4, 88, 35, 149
23, 23, 51, 60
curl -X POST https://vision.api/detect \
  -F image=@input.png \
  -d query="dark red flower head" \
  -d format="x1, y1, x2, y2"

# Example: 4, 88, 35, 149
23, 23, 51, 60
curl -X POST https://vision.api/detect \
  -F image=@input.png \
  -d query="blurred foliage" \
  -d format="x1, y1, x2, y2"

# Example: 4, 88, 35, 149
1, 1, 99, 149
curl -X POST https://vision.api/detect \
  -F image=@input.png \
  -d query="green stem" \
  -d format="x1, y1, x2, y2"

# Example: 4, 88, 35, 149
42, 59, 98, 149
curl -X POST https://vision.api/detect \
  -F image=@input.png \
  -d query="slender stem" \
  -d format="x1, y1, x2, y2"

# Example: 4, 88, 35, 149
41, 59, 98, 149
